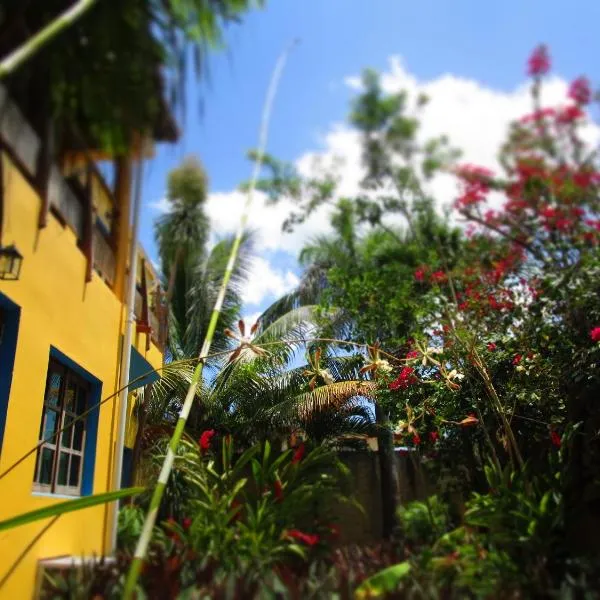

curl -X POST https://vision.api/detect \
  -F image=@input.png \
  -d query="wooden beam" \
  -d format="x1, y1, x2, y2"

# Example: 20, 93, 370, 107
36, 118, 54, 230
83, 163, 94, 282
0, 149, 4, 247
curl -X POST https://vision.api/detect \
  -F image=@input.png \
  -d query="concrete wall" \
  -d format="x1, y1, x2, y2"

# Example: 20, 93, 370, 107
336, 450, 428, 544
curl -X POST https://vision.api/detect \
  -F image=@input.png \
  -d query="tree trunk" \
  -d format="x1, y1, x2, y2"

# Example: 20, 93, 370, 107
375, 402, 400, 540
165, 246, 184, 306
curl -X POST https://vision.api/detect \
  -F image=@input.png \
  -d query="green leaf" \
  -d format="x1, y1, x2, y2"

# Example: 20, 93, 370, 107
355, 562, 412, 598
0, 487, 144, 532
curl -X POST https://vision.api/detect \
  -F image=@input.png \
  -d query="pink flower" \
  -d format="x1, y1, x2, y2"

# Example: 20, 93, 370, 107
590, 327, 600, 342
550, 431, 561, 448
199, 429, 215, 452
285, 529, 320, 546
568, 77, 592, 105
527, 45, 550, 77
513, 354, 522, 365
487, 342, 497, 352
557, 104, 584, 123
292, 442, 305, 464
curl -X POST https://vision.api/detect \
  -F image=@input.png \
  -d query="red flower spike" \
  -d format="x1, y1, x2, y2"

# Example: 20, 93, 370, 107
199, 429, 215, 452
527, 45, 550, 77
285, 529, 320, 546
550, 430, 561, 448
292, 442, 305, 464
590, 327, 600, 343
182, 517, 192, 530
273, 479, 284, 502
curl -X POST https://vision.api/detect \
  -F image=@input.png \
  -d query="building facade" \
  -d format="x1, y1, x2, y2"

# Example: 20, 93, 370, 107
0, 86, 166, 599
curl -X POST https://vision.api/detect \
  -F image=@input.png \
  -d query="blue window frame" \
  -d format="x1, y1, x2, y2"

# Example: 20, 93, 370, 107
0, 293, 20, 454
32, 348, 101, 496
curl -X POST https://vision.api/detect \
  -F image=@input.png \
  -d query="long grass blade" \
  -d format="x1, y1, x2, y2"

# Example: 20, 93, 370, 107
0, 487, 143, 532
122, 40, 299, 598
0, 0, 98, 79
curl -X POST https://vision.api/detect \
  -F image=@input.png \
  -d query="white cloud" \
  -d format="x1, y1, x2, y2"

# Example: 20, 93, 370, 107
150, 55, 600, 311
242, 256, 299, 307
149, 196, 171, 214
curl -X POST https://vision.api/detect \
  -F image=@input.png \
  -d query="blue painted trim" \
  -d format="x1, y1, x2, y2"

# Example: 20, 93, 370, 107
49, 347, 102, 496
0, 292, 20, 454
129, 345, 159, 389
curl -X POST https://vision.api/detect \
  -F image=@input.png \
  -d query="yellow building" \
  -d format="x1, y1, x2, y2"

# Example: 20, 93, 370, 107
0, 85, 170, 598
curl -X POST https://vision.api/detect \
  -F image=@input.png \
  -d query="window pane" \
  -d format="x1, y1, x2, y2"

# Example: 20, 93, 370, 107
46, 372, 62, 407
64, 382, 76, 413
57, 452, 69, 486
38, 447, 55, 484
61, 415, 74, 448
76, 386, 87, 415
43, 409, 59, 443
73, 420, 85, 451
69, 455, 81, 487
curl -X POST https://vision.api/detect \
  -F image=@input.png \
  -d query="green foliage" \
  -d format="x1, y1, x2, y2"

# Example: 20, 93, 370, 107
2, 0, 264, 150
398, 495, 450, 549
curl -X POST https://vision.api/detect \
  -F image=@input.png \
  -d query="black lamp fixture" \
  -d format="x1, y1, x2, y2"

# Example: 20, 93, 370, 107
0, 244, 23, 281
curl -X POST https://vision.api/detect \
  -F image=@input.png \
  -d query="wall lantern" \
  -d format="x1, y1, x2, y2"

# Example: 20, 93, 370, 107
0, 244, 23, 281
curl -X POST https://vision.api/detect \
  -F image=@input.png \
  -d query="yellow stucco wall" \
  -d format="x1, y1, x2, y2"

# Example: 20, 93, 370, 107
0, 152, 161, 599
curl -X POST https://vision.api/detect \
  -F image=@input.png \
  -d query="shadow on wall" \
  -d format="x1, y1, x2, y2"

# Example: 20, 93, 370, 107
336, 450, 428, 545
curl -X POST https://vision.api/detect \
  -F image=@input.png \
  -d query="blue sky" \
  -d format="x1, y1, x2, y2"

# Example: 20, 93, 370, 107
139, 0, 600, 321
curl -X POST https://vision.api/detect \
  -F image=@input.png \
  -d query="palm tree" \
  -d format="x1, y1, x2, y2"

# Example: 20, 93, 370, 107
155, 156, 210, 309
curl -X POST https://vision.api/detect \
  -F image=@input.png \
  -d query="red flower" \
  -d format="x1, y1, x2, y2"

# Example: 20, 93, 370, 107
513, 354, 522, 365
285, 529, 320, 546
182, 517, 192, 530
414, 267, 426, 282
568, 77, 592, 105
459, 414, 479, 427
412, 433, 421, 445
406, 350, 419, 360
292, 442, 305, 464
273, 479, 284, 502
550, 430, 561, 448
199, 429, 216, 452
389, 366, 417, 390
487, 342, 497, 352
589, 327, 600, 342
527, 45, 550, 77
431, 271, 447, 284
429, 431, 439, 443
